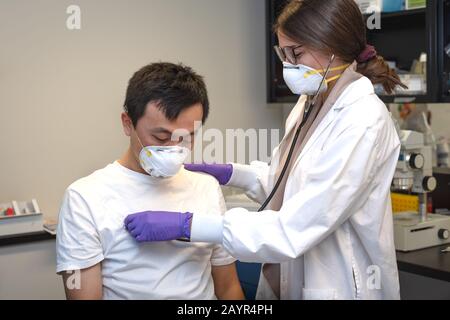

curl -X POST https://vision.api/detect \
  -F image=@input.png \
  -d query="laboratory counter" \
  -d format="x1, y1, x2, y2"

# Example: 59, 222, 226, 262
0, 231, 55, 247
396, 244, 450, 282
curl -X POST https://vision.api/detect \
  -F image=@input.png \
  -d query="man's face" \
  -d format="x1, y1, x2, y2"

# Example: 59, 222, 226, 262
122, 102, 203, 158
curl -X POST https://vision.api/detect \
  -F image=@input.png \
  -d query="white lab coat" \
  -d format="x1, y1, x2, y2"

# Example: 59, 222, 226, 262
191, 76, 401, 300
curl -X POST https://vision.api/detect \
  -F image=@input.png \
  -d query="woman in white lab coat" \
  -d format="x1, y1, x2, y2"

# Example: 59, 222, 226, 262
124, 0, 406, 300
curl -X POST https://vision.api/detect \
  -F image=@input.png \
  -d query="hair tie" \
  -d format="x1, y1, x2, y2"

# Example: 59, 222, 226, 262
357, 45, 377, 63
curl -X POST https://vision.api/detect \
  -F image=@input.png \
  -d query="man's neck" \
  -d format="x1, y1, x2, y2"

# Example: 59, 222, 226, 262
118, 148, 148, 175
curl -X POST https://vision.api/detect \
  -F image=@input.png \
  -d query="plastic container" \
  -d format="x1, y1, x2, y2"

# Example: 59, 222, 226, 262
383, 0, 404, 12
406, 0, 426, 10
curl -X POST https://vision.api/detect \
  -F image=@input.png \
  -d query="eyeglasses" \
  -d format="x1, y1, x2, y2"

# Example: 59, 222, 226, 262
274, 45, 302, 65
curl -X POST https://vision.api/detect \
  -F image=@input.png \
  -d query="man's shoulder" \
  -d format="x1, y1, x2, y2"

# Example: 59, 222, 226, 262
66, 163, 115, 198
179, 167, 221, 189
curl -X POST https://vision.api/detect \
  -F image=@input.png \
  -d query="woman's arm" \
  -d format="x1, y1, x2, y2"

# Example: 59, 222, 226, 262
193, 123, 392, 263
185, 162, 271, 205
227, 161, 272, 204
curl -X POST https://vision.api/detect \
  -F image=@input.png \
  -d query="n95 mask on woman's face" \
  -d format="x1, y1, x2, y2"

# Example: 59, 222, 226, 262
139, 146, 190, 178
283, 61, 349, 96
283, 62, 328, 95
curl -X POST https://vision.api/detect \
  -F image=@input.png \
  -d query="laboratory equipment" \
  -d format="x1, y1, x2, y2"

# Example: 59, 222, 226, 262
0, 199, 43, 237
392, 130, 450, 252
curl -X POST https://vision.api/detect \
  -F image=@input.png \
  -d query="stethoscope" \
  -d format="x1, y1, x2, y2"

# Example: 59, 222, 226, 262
257, 54, 336, 212
177, 55, 336, 242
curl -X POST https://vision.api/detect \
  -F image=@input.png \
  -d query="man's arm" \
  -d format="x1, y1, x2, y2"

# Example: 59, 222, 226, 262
57, 188, 105, 299
212, 263, 245, 300
61, 263, 103, 300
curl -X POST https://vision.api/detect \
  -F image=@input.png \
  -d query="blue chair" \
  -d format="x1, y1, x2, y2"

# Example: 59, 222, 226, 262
235, 262, 261, 300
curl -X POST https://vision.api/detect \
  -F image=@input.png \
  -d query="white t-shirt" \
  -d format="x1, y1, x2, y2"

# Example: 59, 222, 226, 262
56, 161, 235, 300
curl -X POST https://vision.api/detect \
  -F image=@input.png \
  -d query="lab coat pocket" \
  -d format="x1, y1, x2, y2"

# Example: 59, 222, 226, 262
302, 288, 337, 300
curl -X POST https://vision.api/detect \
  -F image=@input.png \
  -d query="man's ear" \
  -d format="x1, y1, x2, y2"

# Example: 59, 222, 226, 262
121, 112, 133, 137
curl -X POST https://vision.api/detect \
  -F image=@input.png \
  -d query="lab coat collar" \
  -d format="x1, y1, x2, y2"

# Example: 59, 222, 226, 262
332, 76, 375, 110
285, 67, 374, 132
280, 71, 375, 164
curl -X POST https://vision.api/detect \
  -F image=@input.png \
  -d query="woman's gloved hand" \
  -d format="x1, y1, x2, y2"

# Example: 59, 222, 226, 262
124, 211, 193, 242
184, 163, 233, 185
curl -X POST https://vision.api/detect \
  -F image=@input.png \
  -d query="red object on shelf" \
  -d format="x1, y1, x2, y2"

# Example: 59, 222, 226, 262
5, 208, 15, 216
427, 196, 433, 213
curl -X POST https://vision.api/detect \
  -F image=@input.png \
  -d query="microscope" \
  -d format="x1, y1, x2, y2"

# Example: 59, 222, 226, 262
392, 130, 450, 252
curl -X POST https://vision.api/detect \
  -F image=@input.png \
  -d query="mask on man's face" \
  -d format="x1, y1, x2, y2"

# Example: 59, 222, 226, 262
134, 130, 190, 178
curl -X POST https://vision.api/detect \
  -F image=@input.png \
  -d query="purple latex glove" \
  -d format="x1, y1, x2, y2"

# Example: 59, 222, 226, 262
184, 163, 233, 185
124, 211, 193, 242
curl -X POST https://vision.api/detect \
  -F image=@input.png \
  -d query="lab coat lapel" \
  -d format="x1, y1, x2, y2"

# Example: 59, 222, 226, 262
259, 97, 311, 300
280, 96, 307, 147
289, 67, 367, 173
292, 107, 338, 167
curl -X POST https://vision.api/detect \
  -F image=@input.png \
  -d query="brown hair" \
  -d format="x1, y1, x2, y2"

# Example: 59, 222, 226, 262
275, 0, 406, 94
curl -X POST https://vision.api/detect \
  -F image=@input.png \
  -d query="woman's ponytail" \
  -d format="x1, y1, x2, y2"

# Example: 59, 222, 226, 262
357, 51, 407, 95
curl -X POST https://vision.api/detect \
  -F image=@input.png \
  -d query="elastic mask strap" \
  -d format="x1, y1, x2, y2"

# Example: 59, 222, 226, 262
304, 64, 350, 78
133, 127, 152, 158
325, 73, 343, 84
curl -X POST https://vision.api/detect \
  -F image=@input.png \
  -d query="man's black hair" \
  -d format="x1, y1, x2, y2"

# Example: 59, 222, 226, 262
124, 62, 209, 127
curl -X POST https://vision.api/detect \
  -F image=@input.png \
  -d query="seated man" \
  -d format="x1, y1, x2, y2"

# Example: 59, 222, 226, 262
56, 62, 244, 300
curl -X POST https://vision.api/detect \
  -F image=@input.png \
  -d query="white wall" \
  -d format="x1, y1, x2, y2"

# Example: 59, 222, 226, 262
428, 104, 450, 140
0, 0, 283, 220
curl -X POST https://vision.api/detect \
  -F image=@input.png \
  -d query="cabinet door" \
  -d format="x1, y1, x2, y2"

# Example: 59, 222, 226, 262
439, 0, 450, 102
366, 4, 434, 103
